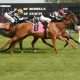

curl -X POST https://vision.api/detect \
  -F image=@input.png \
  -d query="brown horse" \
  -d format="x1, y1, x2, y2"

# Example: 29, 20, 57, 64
0, 21, 33, 52
0, 11, 78, 53
0, 22, 53, 50
28, 26, 79, 51
19, 11, 79, 51
0, 22, 24, 49
47, 11, 79, 53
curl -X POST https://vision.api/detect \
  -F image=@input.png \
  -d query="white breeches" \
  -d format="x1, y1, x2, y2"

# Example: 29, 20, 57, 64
4, 12, 15, 23
53, 11, 59, 17
19, 17, 24, 20
40, 15, 51, 23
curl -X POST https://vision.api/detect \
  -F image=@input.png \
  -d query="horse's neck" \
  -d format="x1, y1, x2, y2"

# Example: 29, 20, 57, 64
64, 13, 74, 25
63, 18, 72, 25
55, 22, 65, 31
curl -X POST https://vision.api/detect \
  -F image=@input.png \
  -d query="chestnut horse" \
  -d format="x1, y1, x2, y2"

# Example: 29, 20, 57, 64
0, 21, 33, 52
0, 22, 24, 49
0, 22, 54, 50
19, 11, 79, 52
0, 11, 78, 53
47, 11, 78, 53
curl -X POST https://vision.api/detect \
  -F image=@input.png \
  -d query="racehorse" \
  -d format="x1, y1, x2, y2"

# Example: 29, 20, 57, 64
0, 22, 23, 49
46, 11, 78, 53
0, 22, 54, 50
19, 11, 79, 52
0, 11, 78, 53
28, 24, 79, 51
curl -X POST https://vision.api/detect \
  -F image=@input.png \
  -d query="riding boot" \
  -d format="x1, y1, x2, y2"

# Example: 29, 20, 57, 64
44, 21, 48, 38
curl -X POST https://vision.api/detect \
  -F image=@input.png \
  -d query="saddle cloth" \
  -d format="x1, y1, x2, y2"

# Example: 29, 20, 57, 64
32, 21, 45, 33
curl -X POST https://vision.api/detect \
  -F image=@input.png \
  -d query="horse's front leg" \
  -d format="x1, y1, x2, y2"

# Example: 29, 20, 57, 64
41, 38, 53, 48
19, 40, 23, 50
51, 34, 58, 54
68, 39, 77, 49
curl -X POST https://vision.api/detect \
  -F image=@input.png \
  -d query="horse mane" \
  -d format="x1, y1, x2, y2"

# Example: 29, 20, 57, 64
66, 10, 77, 18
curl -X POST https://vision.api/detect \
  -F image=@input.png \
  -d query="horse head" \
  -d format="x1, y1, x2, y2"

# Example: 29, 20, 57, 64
64, 11, 78, 25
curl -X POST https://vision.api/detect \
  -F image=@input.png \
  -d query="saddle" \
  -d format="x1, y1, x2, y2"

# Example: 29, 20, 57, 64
17, 19, 26, 24
9, 19, 26, 31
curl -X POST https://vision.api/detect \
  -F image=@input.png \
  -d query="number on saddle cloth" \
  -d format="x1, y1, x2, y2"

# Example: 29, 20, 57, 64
32, 21, 45, 33
34, 23, 38, 31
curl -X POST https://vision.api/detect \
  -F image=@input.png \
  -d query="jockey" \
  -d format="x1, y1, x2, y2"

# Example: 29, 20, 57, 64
40, 11, 51, 23
52, 11, 61, 20
59, 7, 68, 16
14, 9, 24, 23
40, 7, 69, 23
4, 8, 24, 25
4, 9, 17, 24
40, 11, 52, 37
52, 7, 69, 20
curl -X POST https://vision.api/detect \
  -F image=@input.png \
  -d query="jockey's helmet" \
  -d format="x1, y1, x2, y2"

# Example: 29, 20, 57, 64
42, 10, 50, 17
17, 9, 24, 15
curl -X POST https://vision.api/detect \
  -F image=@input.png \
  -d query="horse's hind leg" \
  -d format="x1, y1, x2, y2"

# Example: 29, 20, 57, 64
0, 40, 14, 52
0, 39, 23, 51
31, 37, 39, 50
41, 38, 53, 48
0, 37, 18, 52
19, 40, 23, 50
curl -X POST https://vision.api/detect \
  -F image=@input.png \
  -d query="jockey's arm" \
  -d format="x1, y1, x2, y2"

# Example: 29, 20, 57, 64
40, 15, 51, 23
8, 10, 16, 15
